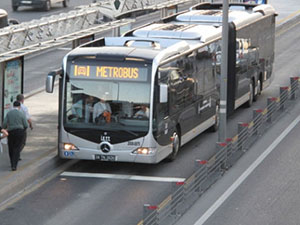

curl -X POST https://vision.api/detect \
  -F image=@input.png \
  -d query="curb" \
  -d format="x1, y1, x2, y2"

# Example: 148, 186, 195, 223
0, 149, 77, 209
276, 13, 300, 35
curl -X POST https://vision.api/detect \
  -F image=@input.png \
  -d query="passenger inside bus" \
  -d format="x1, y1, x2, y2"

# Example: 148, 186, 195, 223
134, 105, 149, 119
70, 95, 95, 123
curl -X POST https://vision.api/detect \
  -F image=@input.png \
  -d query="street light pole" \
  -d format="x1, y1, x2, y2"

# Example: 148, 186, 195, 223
218, 0, 229, 142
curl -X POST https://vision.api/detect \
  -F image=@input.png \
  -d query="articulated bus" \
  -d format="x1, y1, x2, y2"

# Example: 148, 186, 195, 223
125, 2, 276, 115
46, 3, 276, 163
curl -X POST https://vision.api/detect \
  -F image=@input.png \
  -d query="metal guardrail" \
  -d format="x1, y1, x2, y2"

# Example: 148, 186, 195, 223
139, 76, 300, 225
0, 0, 197, 55
0, 0, 198, 62
104, 0, 244, 19
115, 0, 201, 18
0, 0, 247, 62
0, 2, 110, 54
0, 18, 134, 63
0, 0, 245, 55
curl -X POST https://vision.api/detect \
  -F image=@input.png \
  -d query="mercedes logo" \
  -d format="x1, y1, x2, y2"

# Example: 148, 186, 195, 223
100, 143, 111, 153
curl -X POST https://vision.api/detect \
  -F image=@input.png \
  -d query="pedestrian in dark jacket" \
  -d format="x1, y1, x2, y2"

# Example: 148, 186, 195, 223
3, 101, 28, 171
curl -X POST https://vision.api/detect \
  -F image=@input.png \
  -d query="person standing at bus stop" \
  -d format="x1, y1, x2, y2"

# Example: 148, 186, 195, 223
3, 101, 28, 171
16, 94, 33, 153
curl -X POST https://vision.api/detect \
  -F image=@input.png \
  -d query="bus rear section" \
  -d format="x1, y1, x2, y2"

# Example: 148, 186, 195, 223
175, 2, 276, 114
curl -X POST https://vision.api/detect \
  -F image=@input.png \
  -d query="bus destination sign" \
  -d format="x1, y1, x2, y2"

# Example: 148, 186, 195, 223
70, 64, 148, 82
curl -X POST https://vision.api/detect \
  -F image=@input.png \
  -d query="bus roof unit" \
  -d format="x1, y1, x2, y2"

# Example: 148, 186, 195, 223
131, 23, 222, 42
176, 4, 275, 26
68, 46, 159, 63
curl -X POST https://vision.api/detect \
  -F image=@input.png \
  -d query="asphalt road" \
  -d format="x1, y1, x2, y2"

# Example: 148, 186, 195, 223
0, 13, 299, 225
203, 109, 300, 225
0, 2, 299, 225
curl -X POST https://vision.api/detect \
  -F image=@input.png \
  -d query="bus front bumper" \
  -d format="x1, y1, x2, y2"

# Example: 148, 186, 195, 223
60, 148, 160, 164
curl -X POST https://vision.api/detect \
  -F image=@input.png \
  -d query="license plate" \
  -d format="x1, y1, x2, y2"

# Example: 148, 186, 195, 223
95, 154, 116, 161
21, 1, 32, 4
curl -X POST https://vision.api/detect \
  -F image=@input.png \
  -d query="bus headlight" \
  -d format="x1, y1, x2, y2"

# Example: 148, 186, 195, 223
132, 147, 155, 155
64, 143, 79, 151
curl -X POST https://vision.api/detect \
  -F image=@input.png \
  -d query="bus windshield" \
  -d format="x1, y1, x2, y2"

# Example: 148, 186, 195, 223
64, 59, 152, 135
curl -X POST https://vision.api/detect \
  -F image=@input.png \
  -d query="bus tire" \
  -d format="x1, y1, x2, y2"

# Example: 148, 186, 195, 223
253, 79, 261, 101
210, 104, 219, 132
246, 81, 254, 107
166, 130, 180, 162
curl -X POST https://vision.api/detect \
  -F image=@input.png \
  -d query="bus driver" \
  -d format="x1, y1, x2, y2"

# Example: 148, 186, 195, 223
93, 97, 112, 123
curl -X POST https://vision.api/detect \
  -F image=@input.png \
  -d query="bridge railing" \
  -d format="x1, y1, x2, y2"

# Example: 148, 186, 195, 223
0, 0, 198, 62
0, 3, 108, 54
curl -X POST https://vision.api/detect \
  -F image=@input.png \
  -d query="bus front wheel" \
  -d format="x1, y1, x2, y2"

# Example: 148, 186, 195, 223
166, 131, 180, 162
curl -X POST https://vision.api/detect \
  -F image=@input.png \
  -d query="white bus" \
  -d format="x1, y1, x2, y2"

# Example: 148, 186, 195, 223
46, 3, 276, 163
126, 2, 276, 115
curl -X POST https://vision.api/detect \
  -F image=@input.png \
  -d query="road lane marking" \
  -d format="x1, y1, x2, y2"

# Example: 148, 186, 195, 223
194, 114, 300, 225
276, 19, 300, 37
57, 47, 72, 51
276, 9, 300, 26
61, 171, 186, 183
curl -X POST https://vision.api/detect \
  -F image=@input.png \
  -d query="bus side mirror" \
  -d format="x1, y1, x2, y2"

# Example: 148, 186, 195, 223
160, 83, 168, 103
46, 69, 62, 93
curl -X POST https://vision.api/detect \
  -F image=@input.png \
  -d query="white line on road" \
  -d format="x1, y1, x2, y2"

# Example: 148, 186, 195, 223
61, 171, 186, 183
57, 47, 72, 51
194, 114, 300, 225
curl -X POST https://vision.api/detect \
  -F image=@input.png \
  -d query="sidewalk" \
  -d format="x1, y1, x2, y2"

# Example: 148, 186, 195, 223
0, 0, 300, 212
0, 88, 61, 207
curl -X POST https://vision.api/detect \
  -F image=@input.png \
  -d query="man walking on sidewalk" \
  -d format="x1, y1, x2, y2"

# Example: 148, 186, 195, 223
16, 94, 33, 153
3, 101, 28, 171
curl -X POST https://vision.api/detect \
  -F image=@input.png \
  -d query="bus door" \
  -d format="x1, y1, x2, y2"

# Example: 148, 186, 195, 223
192, 48, 216, 124
168, 68, 192, 135
236, 38, 251, 102
153, 68, 175, 147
